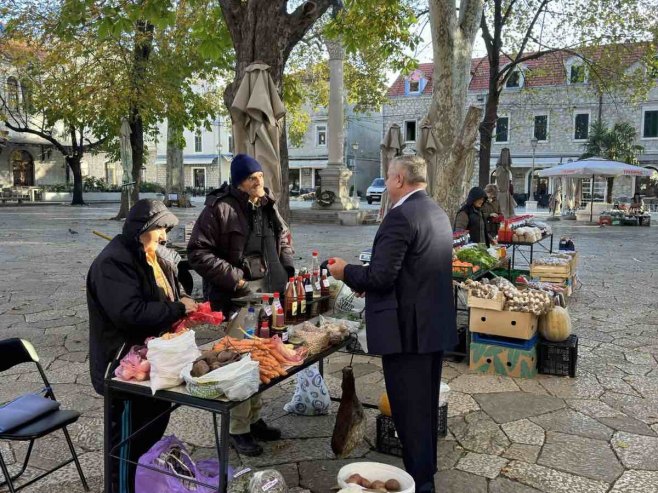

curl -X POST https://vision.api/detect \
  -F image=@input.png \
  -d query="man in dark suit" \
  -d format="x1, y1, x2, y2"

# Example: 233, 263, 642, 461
328, 155, 456, 493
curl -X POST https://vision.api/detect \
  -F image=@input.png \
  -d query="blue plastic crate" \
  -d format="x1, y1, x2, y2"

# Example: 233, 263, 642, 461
472, 332, 539, 351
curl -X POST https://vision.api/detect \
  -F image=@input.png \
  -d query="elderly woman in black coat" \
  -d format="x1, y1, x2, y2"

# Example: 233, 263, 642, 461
87, 199, 197, 493
454, 187, 490, 246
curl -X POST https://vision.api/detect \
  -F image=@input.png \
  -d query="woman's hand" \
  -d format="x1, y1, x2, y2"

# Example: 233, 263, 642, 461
181, 297, 198, 314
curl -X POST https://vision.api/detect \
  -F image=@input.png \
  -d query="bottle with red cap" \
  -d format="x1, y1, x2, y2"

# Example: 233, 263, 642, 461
257, 294, 272, 336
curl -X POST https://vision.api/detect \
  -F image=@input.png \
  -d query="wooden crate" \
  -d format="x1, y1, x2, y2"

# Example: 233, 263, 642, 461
469, 308, 538, 340
467, 291, 505, 311
530, 262, 571, 278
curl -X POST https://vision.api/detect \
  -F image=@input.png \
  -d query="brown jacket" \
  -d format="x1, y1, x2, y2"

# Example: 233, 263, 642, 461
187, 184, 294, 301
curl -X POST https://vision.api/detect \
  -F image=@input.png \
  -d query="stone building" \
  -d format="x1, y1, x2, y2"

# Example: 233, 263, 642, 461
384, 47, 658, 205
288, 104, 382, 197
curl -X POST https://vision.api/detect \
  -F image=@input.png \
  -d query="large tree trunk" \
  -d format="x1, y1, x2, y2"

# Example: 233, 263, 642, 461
167, 121, 192, 207
116, 20, 154, 219
478, 90, 500, 187
67, 156, 85, 205
218, 0, 334, 225
427, 0, 485, 223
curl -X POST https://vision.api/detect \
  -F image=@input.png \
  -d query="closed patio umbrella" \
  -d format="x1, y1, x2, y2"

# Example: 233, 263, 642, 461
230, 62, 286, 199
119, 118, 132, 184
538, 157, 653, 221
494, 148, 516, 218
378, 123, 405, 220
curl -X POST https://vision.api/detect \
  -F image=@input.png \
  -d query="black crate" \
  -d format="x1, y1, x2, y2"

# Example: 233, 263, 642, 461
375, 406, 448, 457
538, 334, 578, 377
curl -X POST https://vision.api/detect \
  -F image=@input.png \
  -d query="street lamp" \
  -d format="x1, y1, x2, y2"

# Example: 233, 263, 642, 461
530, 137, 538, 200
351, 142, 359, 198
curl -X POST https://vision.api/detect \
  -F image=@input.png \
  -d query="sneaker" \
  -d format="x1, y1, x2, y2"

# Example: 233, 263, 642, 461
229, 433, 263, 457
250, 419, 281, 441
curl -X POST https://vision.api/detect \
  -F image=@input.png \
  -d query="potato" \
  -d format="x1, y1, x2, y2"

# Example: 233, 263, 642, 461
217, 350, 237, 363
360, 478, 372, 489
191, 360, 210, 377
346, 474, 362, 485
200, 350, 217, 363
385, 479, 401, 492
209, 361, 222, 371
370, 480, 386, 492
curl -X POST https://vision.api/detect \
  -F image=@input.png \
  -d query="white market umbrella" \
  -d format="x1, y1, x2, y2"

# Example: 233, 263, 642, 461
119, 118, 132, 184
538, 157, 652, 221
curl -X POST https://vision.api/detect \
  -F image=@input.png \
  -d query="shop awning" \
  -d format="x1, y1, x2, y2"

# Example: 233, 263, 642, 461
288, 159, 328, 169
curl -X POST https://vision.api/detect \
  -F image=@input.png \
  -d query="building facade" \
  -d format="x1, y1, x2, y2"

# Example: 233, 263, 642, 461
384, 49, 658, 204
288, 105, 382, 197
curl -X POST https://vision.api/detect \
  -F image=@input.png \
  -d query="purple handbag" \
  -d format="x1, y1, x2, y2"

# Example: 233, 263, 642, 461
135, 435, 232, 493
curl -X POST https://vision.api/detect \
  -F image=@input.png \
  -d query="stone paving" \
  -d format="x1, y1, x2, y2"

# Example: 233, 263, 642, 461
0, 203, 657, 492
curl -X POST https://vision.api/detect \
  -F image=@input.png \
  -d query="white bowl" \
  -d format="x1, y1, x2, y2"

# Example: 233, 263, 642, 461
337, 462, 415, 493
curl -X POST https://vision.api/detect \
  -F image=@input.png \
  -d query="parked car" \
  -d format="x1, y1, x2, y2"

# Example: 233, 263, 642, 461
366, 178, 386, 204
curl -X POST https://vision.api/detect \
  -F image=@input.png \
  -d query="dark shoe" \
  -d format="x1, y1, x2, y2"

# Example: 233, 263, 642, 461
250, 419, 281, 441
229, 433, 263, 457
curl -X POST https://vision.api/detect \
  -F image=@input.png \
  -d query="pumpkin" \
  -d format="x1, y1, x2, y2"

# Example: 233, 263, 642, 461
378, 392, 392, 417
539, 306, 572, 342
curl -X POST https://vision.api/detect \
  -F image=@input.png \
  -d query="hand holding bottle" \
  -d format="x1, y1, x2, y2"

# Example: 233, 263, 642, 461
327, 257, 347, 280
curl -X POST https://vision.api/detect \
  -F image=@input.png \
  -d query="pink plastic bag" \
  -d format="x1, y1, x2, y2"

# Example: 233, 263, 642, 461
172, 302, 224, 333
114, 345, 150, 382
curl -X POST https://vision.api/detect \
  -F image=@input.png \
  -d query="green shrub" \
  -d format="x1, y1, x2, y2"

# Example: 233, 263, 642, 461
140, 181, 166, 193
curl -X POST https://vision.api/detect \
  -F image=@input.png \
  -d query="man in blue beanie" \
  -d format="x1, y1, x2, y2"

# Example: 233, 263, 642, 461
187, 154, 295, 456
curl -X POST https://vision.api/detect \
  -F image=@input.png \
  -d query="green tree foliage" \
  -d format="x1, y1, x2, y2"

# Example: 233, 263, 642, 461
581, 120, 645, 202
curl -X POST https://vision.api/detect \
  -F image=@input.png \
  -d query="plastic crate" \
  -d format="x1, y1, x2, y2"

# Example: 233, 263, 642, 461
538, 334, 578, 377
375, 407, 448, 457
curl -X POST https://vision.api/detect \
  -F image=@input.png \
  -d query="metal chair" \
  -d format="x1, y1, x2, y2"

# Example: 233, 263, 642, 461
0, 338, 89, 492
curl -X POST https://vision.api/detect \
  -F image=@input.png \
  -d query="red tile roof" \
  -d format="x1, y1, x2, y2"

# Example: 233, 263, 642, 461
387, 44, 649, 97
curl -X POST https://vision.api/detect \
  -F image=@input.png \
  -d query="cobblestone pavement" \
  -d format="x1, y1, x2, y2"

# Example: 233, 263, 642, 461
0, 203, 657, 493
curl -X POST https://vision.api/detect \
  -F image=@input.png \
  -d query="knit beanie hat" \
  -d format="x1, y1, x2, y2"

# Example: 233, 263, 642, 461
231, 154, 263, 186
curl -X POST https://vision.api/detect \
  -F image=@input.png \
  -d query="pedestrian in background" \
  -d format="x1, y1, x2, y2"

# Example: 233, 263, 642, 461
328, 155, 456, 493
454, 186, 490, 246
481, 183, 503, 238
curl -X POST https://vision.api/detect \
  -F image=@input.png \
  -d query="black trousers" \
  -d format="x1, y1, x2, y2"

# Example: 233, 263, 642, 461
110, 393, 171, 493
382, 351, 444, 493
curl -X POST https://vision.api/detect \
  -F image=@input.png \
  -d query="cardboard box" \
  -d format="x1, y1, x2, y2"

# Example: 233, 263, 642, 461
469, 308, 538, 340
467, 291, 505, 311
470, 334, 538, 378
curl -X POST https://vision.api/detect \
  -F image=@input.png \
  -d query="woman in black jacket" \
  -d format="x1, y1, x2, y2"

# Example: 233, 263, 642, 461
87, 199, 197, 493
454, 187, 490, 246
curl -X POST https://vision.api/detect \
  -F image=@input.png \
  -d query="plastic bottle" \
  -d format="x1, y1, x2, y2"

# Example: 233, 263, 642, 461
258, 294, 272, 335
275, 306, 285, 328
272, 291, 283, 314
260, 320, 270, 339
296, 275, 306, 321
244, 306, 257, 338
284, 278, 298, 324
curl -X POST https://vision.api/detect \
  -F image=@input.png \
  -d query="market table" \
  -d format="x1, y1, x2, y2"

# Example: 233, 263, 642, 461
104, 337, 350, 493
498, 233, 553, 270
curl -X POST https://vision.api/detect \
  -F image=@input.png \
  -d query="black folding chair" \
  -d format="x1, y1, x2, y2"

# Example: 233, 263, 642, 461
0, 338, 89, 492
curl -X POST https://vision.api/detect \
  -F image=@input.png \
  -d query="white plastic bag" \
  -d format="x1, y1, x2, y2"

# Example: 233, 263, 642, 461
182, 354, 260, 402
283, 363, 330, 415
147, 330, 201, 394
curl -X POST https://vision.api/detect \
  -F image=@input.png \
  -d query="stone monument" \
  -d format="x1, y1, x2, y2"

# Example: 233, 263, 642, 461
313, 39, 357, 211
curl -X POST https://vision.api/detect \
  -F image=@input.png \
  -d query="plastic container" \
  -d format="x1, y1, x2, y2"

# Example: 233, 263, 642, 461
244, 307, 257, 338
375, 408, 448, 458
538, 334, 578, 377
337, 462, 414, 493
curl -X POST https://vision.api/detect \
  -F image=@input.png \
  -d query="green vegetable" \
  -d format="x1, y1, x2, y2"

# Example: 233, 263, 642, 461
456, 245, 497, 269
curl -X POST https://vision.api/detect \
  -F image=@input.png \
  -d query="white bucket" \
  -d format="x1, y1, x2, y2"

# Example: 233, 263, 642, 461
337, 462, 415, 493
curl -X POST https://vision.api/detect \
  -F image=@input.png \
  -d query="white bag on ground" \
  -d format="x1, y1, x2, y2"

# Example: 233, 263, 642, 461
182, 354, 260, 402
284, 363, 331, 415
147, 330, 201, 394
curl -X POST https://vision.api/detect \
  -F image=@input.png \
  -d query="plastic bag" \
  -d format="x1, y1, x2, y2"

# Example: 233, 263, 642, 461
248, 470, 287, 493
284, 363, 330, 416
172, 302, 224, 333
181, 354, 260, 402
147, 330, 201, 394
114, 344, 150, 382
135, 435, 233, 493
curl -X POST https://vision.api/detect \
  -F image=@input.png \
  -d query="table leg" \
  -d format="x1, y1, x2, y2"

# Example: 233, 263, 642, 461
550, 234, 554, 253
103, 384, 112, 493
318, 357, 324, 377
214, 412, 230, 493
529, 244, 534, 264
511, 245, 516, 270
